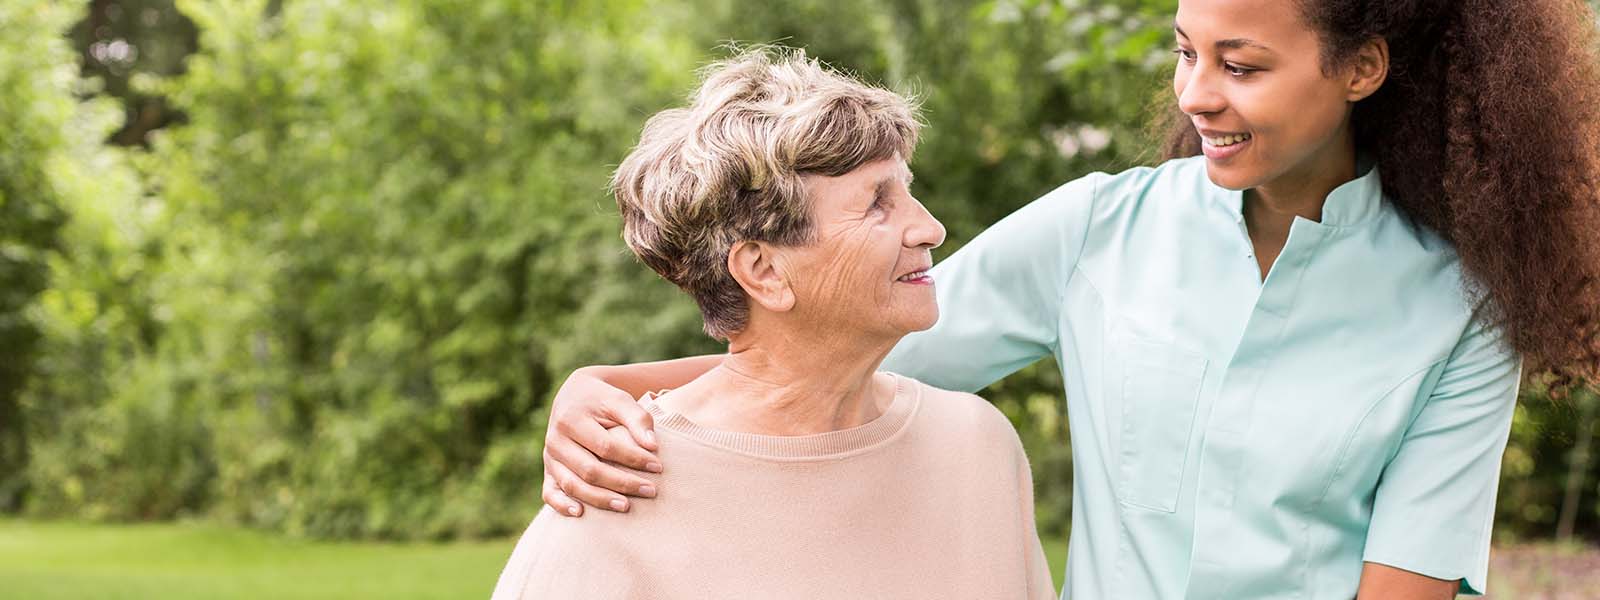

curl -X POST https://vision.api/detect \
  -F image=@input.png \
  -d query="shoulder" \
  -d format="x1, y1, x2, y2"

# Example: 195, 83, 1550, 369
492, 508, 639, 599
1368, 184, 1462, 257
511, 506, 634, 563
1087, 155, 1222, 220
985, 157, 1216, 259
1025, 157, 1226, 259
1024, 156, 1209, 214
897, 375, 1026, 454
525, 505, 660, 568
1366, 198, 1480, 329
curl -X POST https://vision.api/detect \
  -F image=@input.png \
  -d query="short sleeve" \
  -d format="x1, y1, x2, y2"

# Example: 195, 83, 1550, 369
880, 174, 1099, 392
1361, 317, 1521, 595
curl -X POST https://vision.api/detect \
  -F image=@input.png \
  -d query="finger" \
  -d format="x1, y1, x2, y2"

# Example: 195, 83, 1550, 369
548, 384, 635, 434
541, 462, 584, 517
549, 428, 659, 497
604, 395, 660, 453
573, 409, 661, 473
546, 450, 634, 512
547, 431, 658, 499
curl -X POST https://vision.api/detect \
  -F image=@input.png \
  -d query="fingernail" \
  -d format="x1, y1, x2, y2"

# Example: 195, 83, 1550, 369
639, 484, 656, 497
609, 499, 627, 511
645, 461, 663, 473
644, 431, 657, 446
566, 505, 580, 516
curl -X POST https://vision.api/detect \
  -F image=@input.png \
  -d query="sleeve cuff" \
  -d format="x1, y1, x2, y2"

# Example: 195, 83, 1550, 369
1362, 508, 1490, 595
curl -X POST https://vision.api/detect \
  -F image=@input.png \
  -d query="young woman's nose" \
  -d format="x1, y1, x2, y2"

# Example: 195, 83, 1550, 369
1176, 64, 1227, 117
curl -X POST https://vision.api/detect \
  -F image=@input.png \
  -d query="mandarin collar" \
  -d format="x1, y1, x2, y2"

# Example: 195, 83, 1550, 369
1220, 155, 1384, 227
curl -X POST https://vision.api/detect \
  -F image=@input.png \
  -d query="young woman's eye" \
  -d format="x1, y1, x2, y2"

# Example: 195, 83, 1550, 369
1172, 48, 1197, 64
1224, 63, 1256, 77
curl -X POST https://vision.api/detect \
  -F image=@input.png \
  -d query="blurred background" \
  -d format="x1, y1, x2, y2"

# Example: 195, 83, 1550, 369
2, 0, 1598, 598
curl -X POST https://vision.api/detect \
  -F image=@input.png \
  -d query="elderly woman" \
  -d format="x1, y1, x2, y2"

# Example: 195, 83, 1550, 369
490, 50, 1054, 599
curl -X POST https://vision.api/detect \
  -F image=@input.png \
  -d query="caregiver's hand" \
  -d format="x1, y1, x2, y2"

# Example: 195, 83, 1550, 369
541, 366, 661, 517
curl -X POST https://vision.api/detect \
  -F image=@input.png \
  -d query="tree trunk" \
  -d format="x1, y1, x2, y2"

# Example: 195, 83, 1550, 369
1557, 386, 1598, 542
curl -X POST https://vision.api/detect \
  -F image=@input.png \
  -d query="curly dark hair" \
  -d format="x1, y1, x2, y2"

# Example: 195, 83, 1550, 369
1155, 0, 1600, 387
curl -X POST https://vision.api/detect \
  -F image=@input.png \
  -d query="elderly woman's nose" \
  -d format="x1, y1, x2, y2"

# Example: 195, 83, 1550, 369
906, 200, 946, 249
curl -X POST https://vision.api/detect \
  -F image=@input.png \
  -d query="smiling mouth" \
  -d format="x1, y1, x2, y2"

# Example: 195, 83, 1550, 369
1203, 132, 1252, 147
896, 269, 931, 283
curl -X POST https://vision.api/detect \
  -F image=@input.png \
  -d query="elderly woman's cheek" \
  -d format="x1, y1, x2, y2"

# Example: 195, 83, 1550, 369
814, 260, 872, 311
819, 231, 873, 280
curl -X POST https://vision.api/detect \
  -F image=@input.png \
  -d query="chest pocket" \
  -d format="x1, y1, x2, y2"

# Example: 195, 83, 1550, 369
1116, 335, 1208, 513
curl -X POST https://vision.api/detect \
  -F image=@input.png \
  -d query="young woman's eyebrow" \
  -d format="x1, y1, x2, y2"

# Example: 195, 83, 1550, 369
1173, 22, 1277, 55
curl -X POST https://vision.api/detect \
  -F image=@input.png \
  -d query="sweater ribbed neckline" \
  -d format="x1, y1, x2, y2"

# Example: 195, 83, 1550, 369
640, 373, 920, 460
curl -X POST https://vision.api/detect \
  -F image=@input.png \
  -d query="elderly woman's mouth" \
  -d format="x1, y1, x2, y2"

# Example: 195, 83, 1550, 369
896, 270, 933, 284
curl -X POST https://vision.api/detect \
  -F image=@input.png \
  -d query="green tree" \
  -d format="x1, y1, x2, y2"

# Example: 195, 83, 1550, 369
106, 0, 722, 538
0, 0, 88, 511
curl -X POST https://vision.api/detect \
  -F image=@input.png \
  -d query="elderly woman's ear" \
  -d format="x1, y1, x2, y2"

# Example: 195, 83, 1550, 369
728, 240, 797, 312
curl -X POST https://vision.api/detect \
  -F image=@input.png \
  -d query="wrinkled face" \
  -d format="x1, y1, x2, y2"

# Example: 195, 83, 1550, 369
1173, 0, 1356, 190
775, 156, 946, 339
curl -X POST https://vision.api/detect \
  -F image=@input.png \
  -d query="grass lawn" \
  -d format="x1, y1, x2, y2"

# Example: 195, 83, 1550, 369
1043, 535, 1068, 590
0, 519, 512, 599
0, 518, 1071, 599
11, 517, 1600, 598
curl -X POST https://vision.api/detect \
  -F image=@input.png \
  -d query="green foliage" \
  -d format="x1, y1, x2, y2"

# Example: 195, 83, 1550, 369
8, 0, 1600, 545
0, 0, 105, 511
6, 0, 191, 521
94, 0, 721, 539
69, 0, 198, 145
1497, 386, 1600, 541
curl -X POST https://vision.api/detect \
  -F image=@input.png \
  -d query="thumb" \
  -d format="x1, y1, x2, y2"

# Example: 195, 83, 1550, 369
606, 393, 659, 452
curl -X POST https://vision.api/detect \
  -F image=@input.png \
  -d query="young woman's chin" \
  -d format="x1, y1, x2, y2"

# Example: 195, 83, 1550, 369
1202, 160, 1265, 192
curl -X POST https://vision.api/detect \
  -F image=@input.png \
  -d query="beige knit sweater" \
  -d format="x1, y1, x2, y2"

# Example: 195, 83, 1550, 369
491, 373, 1054, 599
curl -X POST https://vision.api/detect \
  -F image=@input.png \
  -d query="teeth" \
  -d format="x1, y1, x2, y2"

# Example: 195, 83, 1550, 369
898, 270, 927, 282
1205, 133, 1251, 147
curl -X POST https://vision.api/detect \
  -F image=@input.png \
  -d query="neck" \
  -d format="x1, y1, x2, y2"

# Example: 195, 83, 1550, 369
1246, 128, 1358, 229
658, 325, 898, 436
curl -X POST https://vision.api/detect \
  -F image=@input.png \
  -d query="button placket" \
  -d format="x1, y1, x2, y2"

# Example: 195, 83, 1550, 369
1186, 223, 1332, 599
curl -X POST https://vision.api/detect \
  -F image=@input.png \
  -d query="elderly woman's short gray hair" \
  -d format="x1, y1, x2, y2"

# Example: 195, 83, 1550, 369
611, 47, 922, 340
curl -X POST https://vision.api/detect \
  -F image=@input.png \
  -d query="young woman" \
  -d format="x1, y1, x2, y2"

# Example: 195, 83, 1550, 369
537, 0, 1600, 597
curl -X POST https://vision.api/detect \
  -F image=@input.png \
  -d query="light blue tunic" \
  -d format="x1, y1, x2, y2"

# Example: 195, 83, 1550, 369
882, 156, 1519, 599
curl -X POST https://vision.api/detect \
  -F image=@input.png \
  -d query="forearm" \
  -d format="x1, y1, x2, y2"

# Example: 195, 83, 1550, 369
584, 354, 724, 398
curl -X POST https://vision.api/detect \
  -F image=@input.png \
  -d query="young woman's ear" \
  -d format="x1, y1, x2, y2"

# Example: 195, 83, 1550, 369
1346, 38, 1389, 102
727, 241, 796, 312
